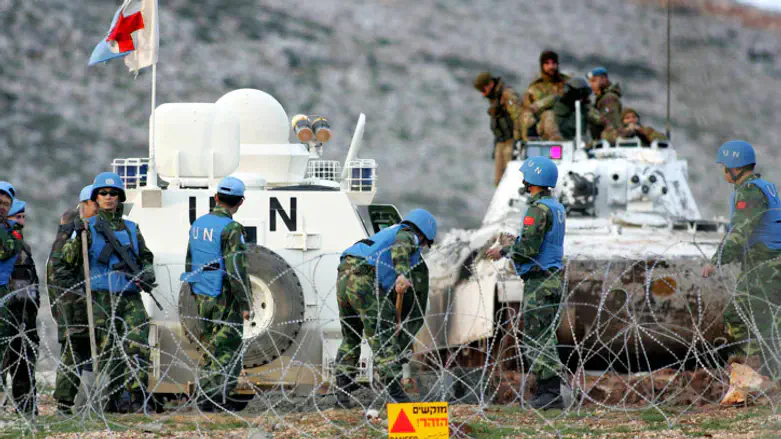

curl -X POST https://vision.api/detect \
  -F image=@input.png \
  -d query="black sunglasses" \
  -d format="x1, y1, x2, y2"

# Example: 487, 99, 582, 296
98, 190, 120, 197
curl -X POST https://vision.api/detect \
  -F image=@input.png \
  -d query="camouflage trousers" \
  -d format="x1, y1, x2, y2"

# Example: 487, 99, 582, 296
335, 259, 403, 383
494, 139, 515, 187
53, 294, 92, 406
0, 297, 39, 413
536, 111, 563, 141
92, 292, 150, 401
724, 263, 781, 377
521, 271, 563, 381
53, 336, 91, 407
196, 293, 244, 402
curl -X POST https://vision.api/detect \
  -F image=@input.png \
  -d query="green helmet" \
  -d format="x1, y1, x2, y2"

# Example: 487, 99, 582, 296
473, 72, 493, 91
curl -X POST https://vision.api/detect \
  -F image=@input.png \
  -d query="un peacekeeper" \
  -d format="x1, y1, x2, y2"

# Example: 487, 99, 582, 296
57, 172, 156, 413
540, 77, 591, 141
474, 72, 524, 186
601, 108, 666, 146
586, 67, 622, 140
702, 141, 781, 376
333, 209, 437, 408
521, 50, 570, 142
0, 183, 24, 409
50, 185, 97, 415
486, 157, 566, 410
1, 199, 40, 414
181, 176, 251, 412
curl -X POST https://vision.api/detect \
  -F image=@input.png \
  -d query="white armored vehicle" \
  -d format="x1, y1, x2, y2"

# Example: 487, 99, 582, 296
422, 130, 732, 372
110, 89, 401, 403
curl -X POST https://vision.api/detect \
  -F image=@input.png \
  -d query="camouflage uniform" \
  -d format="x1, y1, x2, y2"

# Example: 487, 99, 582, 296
397, 260, 429, 358
587, 82, 622, 140
56, 207, 155, 407
711, 174, 781, 375
521, 72, 570, 142
2, 223, 39, 413
480, 77, 524, 186
185, 206, 251, 403
49, 208, 92, 409
335, 229, 420, 382
501, 192, 563, 381
601, 109, 666, 145
0, 220, 23, 396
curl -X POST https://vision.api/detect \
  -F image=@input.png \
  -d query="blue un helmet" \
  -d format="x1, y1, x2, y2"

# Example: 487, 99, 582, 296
716, 140, 756, 169
0, 181, 15, 201
91, 172, 126, 202
520, 156, 559, 188
8, 199, 25, 216
216, 176, 246, 197
402, 208, 437, 244
79, 185, 94, 203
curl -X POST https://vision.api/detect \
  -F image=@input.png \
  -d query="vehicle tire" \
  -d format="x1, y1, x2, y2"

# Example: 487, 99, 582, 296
179, 244, 306, 368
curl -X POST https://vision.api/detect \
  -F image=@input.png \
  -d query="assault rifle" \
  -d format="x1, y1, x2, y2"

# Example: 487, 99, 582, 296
93, 218, 163, 311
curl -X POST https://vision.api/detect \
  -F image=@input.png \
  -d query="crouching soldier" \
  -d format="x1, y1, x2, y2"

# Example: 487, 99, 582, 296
181, 177, 252, 412
333, 209, 437, 408
487, 157, 566, 410
56, 172, 156, 413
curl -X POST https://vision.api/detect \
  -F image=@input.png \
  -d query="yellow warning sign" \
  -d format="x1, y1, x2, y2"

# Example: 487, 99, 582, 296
387, 402, 449, 439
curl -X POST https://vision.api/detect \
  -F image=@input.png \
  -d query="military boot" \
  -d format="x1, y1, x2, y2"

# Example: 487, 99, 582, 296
127, 392, 147, 414
56, 401, 73, 417
385, 378, 411, 404
528, 376, 564, 410
334, 374, 355, 409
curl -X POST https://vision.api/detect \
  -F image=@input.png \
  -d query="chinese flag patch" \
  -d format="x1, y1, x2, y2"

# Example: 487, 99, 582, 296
736, 201, 747, 210
11, 231, 21, 240
523, 216, 535, 226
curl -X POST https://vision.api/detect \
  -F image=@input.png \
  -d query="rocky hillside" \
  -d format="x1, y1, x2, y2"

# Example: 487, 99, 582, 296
2, 0, 781, 256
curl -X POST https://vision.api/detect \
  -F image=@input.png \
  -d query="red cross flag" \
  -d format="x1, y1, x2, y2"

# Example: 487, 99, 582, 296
89, 0, 159, 73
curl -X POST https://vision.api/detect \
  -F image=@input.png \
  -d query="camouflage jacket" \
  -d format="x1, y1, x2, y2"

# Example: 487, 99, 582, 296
47, 208, 82, 326
56, 206, 155, 292
711, 174, 781, 269
9, 222, 38, 293
486, 79, 524, 142
501, 191, 555, 266
601, 123, 666, 145
185, 206, 251, 313
587, 82, 622, 138
0, 218, 23, 292
522, 72, 571, 118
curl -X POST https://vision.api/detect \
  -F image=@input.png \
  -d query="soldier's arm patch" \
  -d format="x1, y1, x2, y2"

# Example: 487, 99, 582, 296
523, 216, 535, 226
735, 201, 747, 210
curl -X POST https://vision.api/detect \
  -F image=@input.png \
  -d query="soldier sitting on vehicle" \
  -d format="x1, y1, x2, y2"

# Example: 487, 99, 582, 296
538, 77, 591, 142
586, 67, 622, 140
521, 51, 570, 142
601, 108, 667, 146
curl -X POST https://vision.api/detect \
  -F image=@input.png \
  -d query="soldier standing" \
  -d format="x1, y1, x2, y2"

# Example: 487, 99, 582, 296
586, 67, 622, 140
2, 199, 40, 414
0, 182, 24, 410
57, 172, 156, 413
181, 176, 251, 412
486, 157, 566, 410
51, 185, 97, 415
333, 209, 437, 407
702, 141, 781, 376
474, 72, 524, 186
521, 51, 570, 143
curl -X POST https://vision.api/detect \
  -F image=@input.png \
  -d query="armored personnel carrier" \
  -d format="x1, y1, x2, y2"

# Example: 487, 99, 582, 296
421, 124, 732, 372
108, 89, 402, 403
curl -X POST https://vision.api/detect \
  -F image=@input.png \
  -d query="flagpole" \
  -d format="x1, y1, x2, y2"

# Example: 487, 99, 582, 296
147, 62, 159, 188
